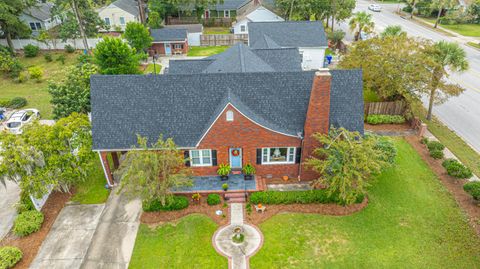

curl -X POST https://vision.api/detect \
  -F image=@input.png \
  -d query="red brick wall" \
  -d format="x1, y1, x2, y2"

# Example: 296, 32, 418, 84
300, 70, 331, 180
192, 104, 302, 179
149, 41, 188, 56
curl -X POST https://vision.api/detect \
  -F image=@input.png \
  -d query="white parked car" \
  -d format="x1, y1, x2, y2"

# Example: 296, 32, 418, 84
4, 109, 40, 134
368, 4, 382, 12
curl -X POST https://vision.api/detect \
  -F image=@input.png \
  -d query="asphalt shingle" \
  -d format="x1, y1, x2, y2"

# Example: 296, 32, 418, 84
151, 28, 187, 42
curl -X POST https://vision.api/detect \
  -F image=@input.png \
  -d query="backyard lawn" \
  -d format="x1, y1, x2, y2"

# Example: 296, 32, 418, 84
70, 157, 110, 204
0, 51, 79, 119
129, 214, 228, 269
142, 63, 162, 74
250, 139, 480, 268
203, 27, 231, 35
187, 46, 230, 57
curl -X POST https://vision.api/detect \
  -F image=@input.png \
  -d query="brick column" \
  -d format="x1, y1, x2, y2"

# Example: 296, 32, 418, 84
300, 70, 331, 180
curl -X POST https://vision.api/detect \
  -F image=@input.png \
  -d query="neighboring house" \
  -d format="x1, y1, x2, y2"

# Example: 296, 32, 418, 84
202, 0, 247, 19
164, 24, 203, 46
97, 0, 142, 31
167, 43, 302, 74
149, 28, 189, 56
19, 2, 61, 36
90, 69, 364, 185
233, 6, 283, 34
248, 21, 328, 70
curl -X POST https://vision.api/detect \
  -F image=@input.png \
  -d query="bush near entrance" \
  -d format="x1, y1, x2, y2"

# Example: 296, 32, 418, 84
366, 114, 406, 125
207, 194, 221, 205
143, 196, 189, 212
442, 159, 473, 179
250, 190, 364, 205
13, 210, 44, 237
0, 246, 23, 269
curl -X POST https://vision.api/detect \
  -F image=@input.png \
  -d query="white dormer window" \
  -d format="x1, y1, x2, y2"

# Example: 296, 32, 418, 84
226, 110, 234, 121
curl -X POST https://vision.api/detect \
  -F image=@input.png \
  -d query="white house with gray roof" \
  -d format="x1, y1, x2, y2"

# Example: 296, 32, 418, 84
248, 21, 328, 70
233, 6, 283, 34
19, 2, 61, 36
97, 0, 142, 31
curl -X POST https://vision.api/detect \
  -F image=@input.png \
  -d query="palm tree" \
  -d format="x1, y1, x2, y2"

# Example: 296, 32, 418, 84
426, 41, 469, 120
431, 0, 457, 28
349, 12, 375, 41
380, 25, 406, 38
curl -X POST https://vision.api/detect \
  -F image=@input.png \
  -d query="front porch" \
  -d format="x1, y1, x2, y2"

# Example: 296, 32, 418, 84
172, 174, 258, 193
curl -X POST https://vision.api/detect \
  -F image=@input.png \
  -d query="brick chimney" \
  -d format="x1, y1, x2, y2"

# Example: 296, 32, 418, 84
300, 69, 331, 180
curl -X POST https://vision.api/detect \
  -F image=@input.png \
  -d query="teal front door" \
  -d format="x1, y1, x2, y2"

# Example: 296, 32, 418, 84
229, 148, 242, 169
165, 44, 172, 55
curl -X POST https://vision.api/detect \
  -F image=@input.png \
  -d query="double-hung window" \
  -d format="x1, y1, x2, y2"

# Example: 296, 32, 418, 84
190, 149, 212, 166
119, 17, 126, 25
261, 147, 295, 164
104, 17, 110, 25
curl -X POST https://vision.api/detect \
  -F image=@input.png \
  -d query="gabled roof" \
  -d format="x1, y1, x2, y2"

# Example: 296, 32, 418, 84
24, 2, 54, 21
167, 43, 302, 74
248, 21, 328, 49
151, 28, 187, 42
90, 70, 364, 150
101, 0, 140, 16
236, 6, 284, 23
210, 0, 249, 10
164, 24, 203, 34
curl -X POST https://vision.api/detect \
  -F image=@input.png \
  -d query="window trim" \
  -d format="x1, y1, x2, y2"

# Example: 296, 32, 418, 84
261, 147, 296, 165
104, 17, 110, 25
226, 110, 234, 121
189, 149, 212, 167
119, 17, 126, 25
240, 25, 246, 32
224, 10, 230, 18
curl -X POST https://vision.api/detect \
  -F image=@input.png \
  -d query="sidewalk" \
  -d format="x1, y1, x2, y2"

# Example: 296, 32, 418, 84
0, 181, 20, 240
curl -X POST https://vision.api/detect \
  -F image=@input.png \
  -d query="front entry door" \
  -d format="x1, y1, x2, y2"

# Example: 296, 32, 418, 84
229, 148, 242, 169
165, 44, 172, 55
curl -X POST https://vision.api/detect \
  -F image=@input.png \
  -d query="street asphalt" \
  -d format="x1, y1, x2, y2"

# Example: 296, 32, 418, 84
337, 0, 480, 153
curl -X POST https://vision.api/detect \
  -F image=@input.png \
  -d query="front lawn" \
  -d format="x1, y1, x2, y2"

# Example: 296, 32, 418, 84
129, 214, 228, 269
0, 52, 79, 119
422, 18, 480, 37
187, 46, 230, 57
70, 157, 110, 204
250, 138, 480, 268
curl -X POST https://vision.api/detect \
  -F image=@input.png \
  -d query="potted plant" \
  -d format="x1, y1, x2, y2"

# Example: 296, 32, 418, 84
242, 163, 256, 180
192, 193, 201, 204
217, 163, 231, 181
222, 183, 229, 191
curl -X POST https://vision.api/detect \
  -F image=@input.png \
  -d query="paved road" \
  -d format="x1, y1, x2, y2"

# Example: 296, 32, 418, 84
337, 0, 480, 152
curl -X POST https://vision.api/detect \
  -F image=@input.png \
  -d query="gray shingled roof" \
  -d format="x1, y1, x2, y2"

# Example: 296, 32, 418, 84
167, 43, 301, 74
151, 28, 187, 42
164, 24, 203, 33
248, 21, 328, 48
111, 0, 139, 16
90, 70, 364, 150
210, 0, 248, 10
24, 2, 54, 21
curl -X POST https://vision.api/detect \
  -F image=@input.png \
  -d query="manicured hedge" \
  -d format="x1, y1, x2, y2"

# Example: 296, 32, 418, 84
249, 190, 364, 205
13, 210, 44, 237
424, 140, 445, 159
429, 150, 444, 159
23, 44, 39, 57
0, 246, 23, 269
207, 194, 221, 205
427, 141, 445, 152
366, 114, 406, 125
442, 159, 473, 179
0, 97, 27, 109
463, 181, 480, 200
143, 195, 189, 212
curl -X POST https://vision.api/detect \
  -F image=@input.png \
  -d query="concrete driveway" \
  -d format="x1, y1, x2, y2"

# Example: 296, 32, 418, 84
0, 181, 20, 239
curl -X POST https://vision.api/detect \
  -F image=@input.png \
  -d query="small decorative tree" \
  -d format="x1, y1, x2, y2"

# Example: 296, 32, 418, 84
123, 22, 153, 54
305, 128, 395, 205
115, 135, 192, 206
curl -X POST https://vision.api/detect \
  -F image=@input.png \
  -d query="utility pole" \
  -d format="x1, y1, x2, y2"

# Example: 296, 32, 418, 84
71, 0, 89, 51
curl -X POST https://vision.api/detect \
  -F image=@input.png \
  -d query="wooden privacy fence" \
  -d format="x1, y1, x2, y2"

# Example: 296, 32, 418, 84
364, 101, 406, 116
200, 34, 248, 46
167, 16, 232, 27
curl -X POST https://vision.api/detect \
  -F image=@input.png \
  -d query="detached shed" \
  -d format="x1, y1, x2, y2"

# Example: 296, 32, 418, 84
149, 28, 189, 56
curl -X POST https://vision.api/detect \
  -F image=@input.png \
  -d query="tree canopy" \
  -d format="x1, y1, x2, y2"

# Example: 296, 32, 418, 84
0, 0, 36, 50
93, 37, 140, 74
349, 11, 374, 41
0, 113, 95, 198
115, 135, 192, 204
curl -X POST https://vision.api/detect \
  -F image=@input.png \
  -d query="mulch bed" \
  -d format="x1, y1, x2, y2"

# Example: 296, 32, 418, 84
0, 191, 71, 269
365, 123, 413, 132
406, 136, 480, 236
141, 196, 231, 226
245, 198, 369, 225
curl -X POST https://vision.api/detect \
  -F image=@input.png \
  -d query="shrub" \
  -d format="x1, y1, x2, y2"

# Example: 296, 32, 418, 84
13, 210, 44, 237
429, 150, 444, 159
242, 163, 256, 175
142, 195, 189, 212
217, 164, 231, 176
420, 137, 429, 144
207, 194, 221, 205
64, 44, 75, 53
77, 54, 93, 65
366, 114, 406, 125
8, 97, 27, 109
44, 53, 52, 62
56, 54, 66, 64
426, 141, 445, 152
15, 71, 28, 83
0, 50, 23, 78
15, 191, 35, 214
23, 44, 40, 57
463, 181, 480, 200
0, 98, 9, 107
28, 66, 43, 82
374, 137, 397, 164
0, 246, 23, 269
442, 159, 473, 179
249, 190, 364, 206
222, 183, 229, 190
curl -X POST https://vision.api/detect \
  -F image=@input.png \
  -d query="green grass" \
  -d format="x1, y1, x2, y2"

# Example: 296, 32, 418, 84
422, 18, 480, 37
468, 42, 480, 49
71, 157, 110, 204
251, 139, 480, 268
187, 46, 230, 57
143, 63, 162, 74
129, 214, 227, 269
203, 27, 231, 35
0, 52, 79, 119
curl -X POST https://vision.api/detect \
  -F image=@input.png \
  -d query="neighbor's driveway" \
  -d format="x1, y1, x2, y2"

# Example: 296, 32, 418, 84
0, 181, 21, 240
